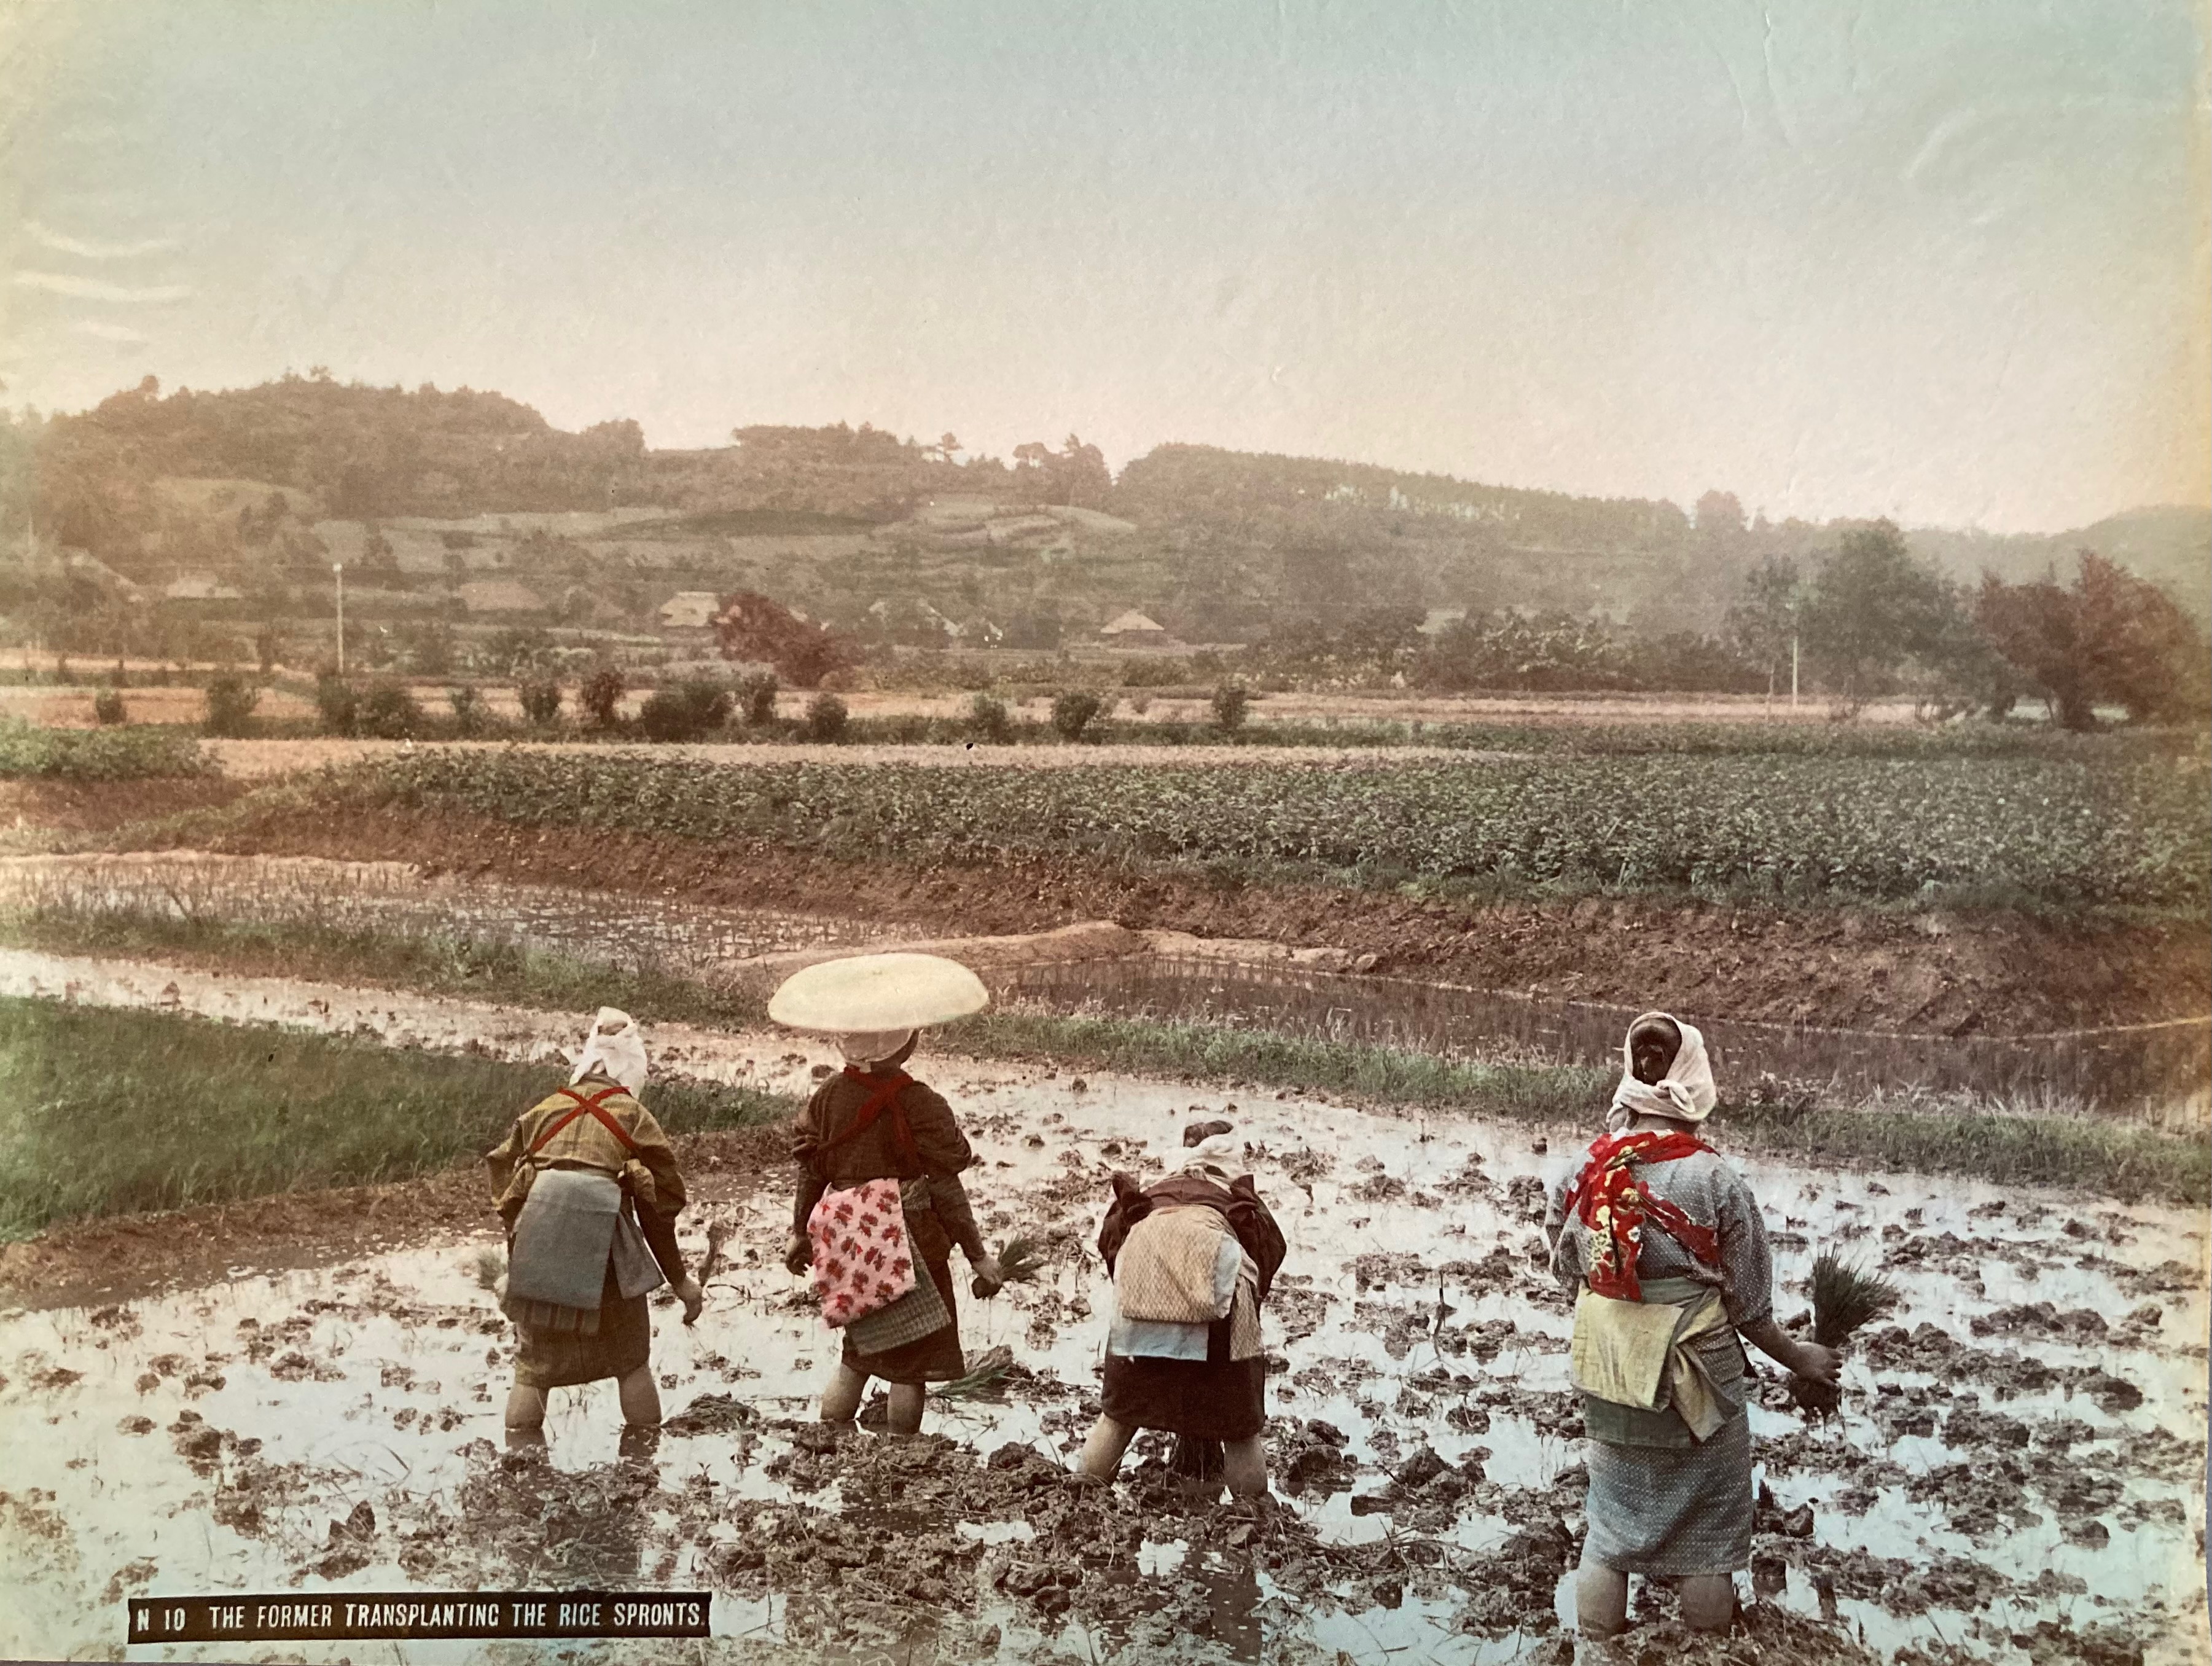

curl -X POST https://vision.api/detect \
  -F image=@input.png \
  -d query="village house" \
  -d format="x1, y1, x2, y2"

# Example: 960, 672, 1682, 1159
1096, 608, 1184, 649
1098, 609, 1167, 639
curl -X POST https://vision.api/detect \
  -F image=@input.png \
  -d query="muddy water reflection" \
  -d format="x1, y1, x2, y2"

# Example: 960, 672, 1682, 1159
9, 851, 2205, 1113
0, 852, 886, 973
0, 1027, 2206, 1661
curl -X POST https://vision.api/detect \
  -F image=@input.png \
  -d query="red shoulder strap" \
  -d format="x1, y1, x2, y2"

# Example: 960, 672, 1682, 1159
528, 1084, 639, 1157
820, 1069, 920, 1168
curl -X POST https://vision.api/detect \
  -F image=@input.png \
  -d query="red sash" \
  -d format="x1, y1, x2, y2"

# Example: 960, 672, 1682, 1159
1563, 1129, 1719, 1302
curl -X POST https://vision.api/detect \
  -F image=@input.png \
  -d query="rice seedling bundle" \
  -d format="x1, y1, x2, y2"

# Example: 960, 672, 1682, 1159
1791, 1249, 1903, 1418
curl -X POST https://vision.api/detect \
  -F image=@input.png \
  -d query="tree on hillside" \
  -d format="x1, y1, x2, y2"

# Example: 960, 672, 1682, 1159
1798, 522, 1961, 701
1694, 490, 1746, 538
1723, 554, 1800, 696
1010, 434, 1111, 508
1976, 552, 2211, 729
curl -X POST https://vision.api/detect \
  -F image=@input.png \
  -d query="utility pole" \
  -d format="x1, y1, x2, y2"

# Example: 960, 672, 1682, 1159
333, 562, 346, 676
1791, 631, 1799, 709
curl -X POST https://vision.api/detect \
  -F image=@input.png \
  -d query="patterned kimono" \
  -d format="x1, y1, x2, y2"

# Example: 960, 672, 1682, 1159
1546, 1137, 1773, 1578
791, 1066, 987, 1384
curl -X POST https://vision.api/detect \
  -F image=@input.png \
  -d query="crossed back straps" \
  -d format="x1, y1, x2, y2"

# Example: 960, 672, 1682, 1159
819, 1066, 921, 1170
527, 1082, 642, 1158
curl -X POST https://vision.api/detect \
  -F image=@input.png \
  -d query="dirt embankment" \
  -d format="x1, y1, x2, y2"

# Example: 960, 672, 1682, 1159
170, 804, 2208, 1036
1, 776, 250, 834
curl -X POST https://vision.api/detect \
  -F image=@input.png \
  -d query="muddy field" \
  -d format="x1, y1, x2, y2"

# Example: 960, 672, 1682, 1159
0, 961, 2206, 1665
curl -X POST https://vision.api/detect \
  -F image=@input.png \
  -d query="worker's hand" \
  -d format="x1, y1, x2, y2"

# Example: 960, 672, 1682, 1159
1790, 1341, 1842, 1386
784, 1234, 813, 1277
969, 1253, 1006, 1298
676, 1275, 704, 1326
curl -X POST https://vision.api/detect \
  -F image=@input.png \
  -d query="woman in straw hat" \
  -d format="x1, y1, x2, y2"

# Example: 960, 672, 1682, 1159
774, 955, 1006, 1436
487, 1008, 703, 1436
1546, 1011, 1839, 1641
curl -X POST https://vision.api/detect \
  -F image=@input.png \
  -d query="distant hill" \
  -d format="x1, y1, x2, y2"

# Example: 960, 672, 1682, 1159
1911, 506, 2203, 619
3, 375, 2203, 646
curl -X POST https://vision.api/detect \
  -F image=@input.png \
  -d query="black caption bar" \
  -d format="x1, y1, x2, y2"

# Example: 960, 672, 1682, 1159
127, 1592, 710, 1643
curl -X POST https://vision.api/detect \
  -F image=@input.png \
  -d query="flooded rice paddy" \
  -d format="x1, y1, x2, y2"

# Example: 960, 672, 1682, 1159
0, 852, 885, 973
0, 963, 2206, 1664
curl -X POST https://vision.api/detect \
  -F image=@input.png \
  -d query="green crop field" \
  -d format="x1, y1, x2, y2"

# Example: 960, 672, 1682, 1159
336, 748, 2209, 910
0, 720, 208, 781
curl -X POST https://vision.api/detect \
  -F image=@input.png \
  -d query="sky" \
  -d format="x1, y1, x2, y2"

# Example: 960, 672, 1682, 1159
0, 0, 2205, 534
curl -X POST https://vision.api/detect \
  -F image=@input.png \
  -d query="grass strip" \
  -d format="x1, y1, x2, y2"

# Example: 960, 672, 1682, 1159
943, 1011, 2210, 1205
0, 996, 797, 1242
5, 907, 2202, 1206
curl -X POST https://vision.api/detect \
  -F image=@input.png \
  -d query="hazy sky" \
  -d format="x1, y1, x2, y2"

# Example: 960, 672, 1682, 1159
1, 1, 2205, 533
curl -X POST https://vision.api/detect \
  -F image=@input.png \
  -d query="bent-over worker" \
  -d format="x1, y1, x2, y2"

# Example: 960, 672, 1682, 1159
1076, 1132, 1287, 1500
487, 1008, 702, 1431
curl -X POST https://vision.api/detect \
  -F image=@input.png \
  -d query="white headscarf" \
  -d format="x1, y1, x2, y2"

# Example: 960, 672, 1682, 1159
837, 1028, 916, 1068
1178, 1130, 1242, 1179
1608, 1011, 1716, 1128
569, 1007, 649, 1097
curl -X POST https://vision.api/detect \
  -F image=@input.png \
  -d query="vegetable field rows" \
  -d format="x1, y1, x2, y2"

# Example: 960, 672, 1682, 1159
346, 749, 2210, 910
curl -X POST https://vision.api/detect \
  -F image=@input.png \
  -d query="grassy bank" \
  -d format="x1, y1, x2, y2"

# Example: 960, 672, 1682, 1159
0, 996, 797, 1241
946, 1011, 2210, 1205
5, 909, 2203, 1206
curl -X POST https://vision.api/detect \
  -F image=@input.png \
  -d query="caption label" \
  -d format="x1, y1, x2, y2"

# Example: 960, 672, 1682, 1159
127, 1592, 711, 1643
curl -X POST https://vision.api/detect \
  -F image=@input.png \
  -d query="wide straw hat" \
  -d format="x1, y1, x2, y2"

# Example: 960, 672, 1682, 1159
767, 952, 990, 1034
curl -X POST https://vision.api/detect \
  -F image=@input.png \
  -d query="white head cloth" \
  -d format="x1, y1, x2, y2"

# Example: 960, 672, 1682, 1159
570, 1007, 649, 1097
1178, 1130, 1242, 1179
838, 1029, 916, 1068
1608, 1012, 1716, 1128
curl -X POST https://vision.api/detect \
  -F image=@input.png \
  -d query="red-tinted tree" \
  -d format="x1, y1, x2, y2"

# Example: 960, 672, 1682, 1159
713, 591, 857, 689
1979, 552, 2211, 729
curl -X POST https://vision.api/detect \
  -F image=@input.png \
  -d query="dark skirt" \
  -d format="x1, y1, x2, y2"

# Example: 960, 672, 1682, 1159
842, 1254, 965, 1385
1101, 1316, 1265, 1441
514, 1260, 651, 1390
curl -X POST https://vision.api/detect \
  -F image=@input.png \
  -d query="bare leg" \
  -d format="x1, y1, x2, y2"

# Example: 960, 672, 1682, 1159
1075, 1416, 1137, 1481
1222, 1436, 1268, 1500
504, 1383, 547, 1428
885, 1383, 926, 1435
616, 1366, 662, 1427
819, 1364, 867, 1423
1679, 1575, 1735, 1633
1574, 1560, 1630, 1641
